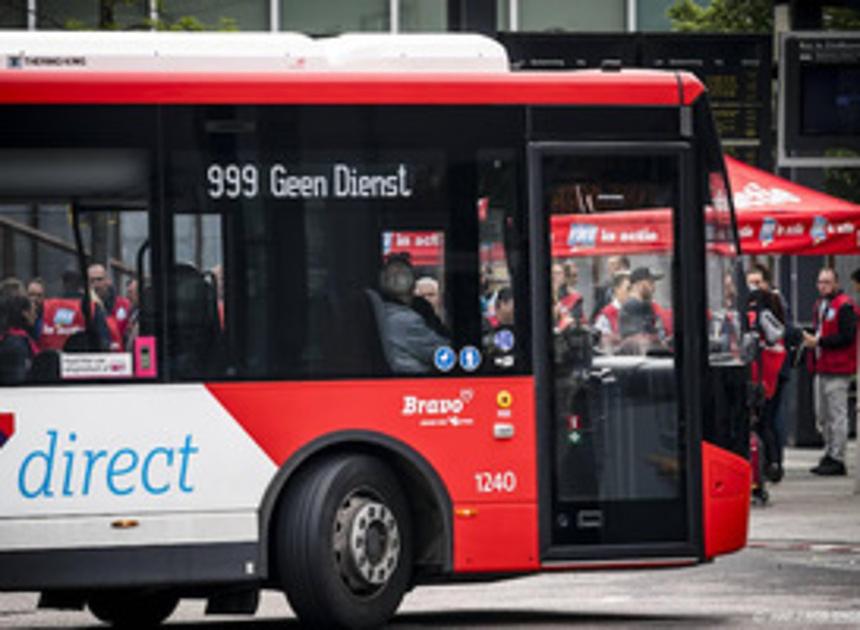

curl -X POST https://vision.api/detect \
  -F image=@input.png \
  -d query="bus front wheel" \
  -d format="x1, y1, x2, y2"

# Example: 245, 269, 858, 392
88, 589, 178, 628
276, 454, 413, 630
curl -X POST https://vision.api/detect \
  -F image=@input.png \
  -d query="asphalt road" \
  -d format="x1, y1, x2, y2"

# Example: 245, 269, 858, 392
2, 445, 858, 628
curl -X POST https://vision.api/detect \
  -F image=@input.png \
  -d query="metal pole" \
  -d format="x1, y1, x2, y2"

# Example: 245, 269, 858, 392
626, 0, 637, 32
28, 0, 36, 30
509, 0, 518, 31
270, 0, 280, 32
390, 0, 398, 33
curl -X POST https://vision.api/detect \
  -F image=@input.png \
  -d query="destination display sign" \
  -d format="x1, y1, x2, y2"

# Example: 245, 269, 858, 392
498, 33, 772, 168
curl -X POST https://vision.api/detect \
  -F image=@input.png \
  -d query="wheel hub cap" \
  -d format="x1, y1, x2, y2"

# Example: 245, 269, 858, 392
334, 496, 400, 593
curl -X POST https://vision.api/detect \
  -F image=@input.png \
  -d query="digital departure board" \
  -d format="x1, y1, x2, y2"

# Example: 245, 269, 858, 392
782, 32, 860, 153
497, 33, 772, 168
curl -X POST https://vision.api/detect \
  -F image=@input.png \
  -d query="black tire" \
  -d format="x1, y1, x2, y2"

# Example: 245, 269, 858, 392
275, 454, 413, 630
88, 589, 178, 628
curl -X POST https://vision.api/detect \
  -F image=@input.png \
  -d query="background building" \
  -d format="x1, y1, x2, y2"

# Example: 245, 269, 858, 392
0, 1, 679, 34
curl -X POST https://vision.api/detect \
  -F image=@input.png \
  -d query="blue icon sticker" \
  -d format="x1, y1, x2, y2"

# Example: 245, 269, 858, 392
434, 346, 456, 372
811, 215, 828, 245
493, 329, 515, 353
759, 217, 776, 246
459, 346, 482, 372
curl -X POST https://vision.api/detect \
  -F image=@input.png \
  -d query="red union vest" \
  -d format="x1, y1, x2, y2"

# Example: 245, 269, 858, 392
39, 298, 86, 351
653, 302, 673, 336
110, 295, 132, 342
597, 302, 621, 334
810, 291, 858, 375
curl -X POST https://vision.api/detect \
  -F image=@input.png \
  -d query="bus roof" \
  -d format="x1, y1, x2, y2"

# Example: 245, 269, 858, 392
0, 31, 704, 106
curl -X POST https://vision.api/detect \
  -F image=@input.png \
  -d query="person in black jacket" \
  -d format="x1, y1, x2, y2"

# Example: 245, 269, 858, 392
0, 291, 38, 384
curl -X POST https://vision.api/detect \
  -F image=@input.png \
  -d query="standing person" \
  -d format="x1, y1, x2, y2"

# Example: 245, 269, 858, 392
0, 290, 39, 384
593, 271, 631, 351
745, 263, 800, 481
591, 255, 630, 321
26, 278, 45, 342
803, 267, 857, 477
88, 263, 132, 349
618, 267, 668, 354
552, 262, 584, 331
744, 272, 788, 483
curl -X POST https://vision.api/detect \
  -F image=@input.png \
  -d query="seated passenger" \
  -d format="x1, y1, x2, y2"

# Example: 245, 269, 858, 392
377, 255, 449, 374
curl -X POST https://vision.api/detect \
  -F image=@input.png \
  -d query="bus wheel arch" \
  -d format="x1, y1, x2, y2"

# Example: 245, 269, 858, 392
262, 432, 453, 586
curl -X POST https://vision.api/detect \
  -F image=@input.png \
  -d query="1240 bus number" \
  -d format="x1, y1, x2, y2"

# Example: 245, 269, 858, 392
474, 471, 517, 494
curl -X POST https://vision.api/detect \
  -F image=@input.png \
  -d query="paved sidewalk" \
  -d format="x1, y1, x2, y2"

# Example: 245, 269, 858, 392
748, 439, 860, 546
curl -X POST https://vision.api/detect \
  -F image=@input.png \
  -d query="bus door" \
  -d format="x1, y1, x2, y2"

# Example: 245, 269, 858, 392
530, 143, 701, 561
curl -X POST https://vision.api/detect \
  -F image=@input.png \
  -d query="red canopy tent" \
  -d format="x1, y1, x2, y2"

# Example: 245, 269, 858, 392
726, 156, 860, 255
386, 161, 860, 262
550, 157, 860, 258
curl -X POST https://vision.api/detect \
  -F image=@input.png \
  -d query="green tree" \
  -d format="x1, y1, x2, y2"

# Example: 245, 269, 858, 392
668, 0, 771, 33
57, 0, 237, 31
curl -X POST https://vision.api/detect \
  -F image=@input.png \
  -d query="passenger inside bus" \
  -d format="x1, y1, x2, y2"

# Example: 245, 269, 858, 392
369, 254, 449, 374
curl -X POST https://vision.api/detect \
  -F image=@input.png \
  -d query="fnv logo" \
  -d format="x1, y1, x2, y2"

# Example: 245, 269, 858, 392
0, 412, 14, 448
567, 223, 598, 249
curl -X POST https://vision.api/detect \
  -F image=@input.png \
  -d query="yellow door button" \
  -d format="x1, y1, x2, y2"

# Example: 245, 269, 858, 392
497, 390, 513, 408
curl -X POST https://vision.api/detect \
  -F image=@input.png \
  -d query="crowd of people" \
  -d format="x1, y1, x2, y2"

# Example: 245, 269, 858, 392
726, 263, 858, 504
0, 265, 138, 384
549, 255, 674, 357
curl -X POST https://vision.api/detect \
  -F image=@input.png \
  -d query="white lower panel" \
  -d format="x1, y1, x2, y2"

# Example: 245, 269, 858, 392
0, 510, 259, 551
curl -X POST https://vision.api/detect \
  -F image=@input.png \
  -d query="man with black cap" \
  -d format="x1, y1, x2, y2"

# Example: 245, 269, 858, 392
618, 266, 668, 353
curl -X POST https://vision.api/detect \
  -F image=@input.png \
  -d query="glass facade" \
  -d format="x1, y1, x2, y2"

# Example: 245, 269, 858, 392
399, 0, 445, 33
37, 0, 148, 30
161, 0, 270, 31
0, 2, 26, 28
519, 0, 625, 32
281, 0, 389, 34
15, 0, 676, 34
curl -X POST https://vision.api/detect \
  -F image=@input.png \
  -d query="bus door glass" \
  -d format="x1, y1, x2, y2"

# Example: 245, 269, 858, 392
531, 145, 690, 551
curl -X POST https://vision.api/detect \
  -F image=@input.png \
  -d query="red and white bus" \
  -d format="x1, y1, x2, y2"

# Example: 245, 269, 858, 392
0, 32, 751, 629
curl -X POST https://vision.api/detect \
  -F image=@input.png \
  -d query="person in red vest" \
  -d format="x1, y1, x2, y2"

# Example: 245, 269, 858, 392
618, 267, 670, 354
552, 262, 584, 332
40, 269, 111, 352
593, 271, 631, 351
745, 279, 788, 483
88, 263, 132, 351
803, 267, 857, 477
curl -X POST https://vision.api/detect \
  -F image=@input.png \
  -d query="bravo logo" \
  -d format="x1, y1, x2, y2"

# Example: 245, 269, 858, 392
401, 389, 474, 416
401, 390, 476, 428
17, 429, 199, 499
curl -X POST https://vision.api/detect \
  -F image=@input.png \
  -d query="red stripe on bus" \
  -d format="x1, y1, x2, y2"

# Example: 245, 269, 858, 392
0, 70, 702, 105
